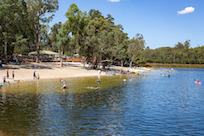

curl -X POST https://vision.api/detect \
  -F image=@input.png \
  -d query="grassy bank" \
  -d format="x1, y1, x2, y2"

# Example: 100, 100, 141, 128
142, 63, 204, 68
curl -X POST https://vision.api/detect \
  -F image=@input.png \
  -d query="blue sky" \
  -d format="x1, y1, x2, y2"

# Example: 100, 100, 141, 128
47, 0, 204, 49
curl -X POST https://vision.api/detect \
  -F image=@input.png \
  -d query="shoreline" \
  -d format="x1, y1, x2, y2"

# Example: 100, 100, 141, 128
0, 62, 150, 84
145, 63, 204, 68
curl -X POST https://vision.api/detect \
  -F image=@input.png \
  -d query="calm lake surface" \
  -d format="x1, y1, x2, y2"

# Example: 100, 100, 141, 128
0, 68, 204, 135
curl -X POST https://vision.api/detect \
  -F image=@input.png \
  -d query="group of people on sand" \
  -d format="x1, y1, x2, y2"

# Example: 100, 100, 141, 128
1, 70, 40, 88
2, 69, 15, 84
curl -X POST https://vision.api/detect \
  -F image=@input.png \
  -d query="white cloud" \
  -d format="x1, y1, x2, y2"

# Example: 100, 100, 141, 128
107, 0, 120, 2
177, 7, 195, 14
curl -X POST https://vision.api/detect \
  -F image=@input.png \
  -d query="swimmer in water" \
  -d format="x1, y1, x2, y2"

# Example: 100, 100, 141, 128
61, 84, 68, 89
96, 80, 101, 84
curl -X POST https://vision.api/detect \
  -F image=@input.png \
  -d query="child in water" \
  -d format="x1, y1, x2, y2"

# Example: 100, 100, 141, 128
61, 83, 68, 89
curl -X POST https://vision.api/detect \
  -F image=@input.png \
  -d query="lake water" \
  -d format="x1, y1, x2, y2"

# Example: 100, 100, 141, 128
0, 68, 204, 135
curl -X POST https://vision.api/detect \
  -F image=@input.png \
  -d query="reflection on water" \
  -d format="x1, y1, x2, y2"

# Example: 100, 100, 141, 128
0, 69, 204, 135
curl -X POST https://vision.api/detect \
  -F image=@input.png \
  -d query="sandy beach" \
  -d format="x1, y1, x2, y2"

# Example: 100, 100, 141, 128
0, 62, 150, 84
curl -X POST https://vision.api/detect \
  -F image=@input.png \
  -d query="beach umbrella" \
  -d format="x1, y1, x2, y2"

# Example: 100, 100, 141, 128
29, 50, 59, 55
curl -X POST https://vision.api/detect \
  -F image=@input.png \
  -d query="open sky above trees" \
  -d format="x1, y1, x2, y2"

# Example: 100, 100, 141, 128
47, 0, 204, 49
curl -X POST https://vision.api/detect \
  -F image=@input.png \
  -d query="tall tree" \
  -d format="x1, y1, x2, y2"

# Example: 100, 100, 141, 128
65, 3, 87, 57
56, 23, 70, 67
128, 34, 145, 67
0, 0, 29, 63
26, 0, 59, 62
49, 22, 62, 52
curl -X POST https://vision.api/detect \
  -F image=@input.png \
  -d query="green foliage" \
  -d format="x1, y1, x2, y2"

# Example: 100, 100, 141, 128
2, 2, 203, 66
26, 0, 59, 62
141, 40, 204, 64
128, 33, 145, 67
49, 22, 62, 52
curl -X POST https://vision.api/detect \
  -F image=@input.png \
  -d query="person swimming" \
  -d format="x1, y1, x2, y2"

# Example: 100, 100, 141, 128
96, 80, 101, 84
197, 79, 200, 82
61, 83, 68, 89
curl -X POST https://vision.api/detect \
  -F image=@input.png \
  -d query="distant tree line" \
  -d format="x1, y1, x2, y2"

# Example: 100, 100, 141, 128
141, 40, 204, 64
0, 2, 203, 67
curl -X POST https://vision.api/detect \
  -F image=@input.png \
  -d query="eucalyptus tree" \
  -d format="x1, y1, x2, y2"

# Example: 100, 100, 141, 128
108, 25, 128, 64
84, 11, 110, 68
49, 22, 62, 52
0, 0, 30, 63
65, 3, 87, 57
26, 0, 59, 62
128, 33, 145, 67
56, 23, 70, 67
39, 24, 50, 50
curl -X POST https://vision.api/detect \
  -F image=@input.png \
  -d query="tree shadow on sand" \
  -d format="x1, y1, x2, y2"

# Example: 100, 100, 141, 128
0, 63, 53, 70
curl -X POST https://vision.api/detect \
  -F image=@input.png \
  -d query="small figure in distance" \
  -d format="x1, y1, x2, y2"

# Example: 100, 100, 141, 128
7, 69, 9, 79
3, 74, 6, 84
12, 71, 15, 80
37, 73, 40, 79
116, 78, 118, 81
197, 79, 200, 82
33, 71, 36, 79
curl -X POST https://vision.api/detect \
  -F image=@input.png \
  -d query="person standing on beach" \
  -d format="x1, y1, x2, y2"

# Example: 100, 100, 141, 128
33, 71, 36, 79
12, 71, 15, 80
3, 74, 6, 84
7, 69, 9, 79
37, 73, 40, 79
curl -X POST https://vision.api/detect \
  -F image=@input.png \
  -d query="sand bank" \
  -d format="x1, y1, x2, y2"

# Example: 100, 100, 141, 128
0, 62, 150, 84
